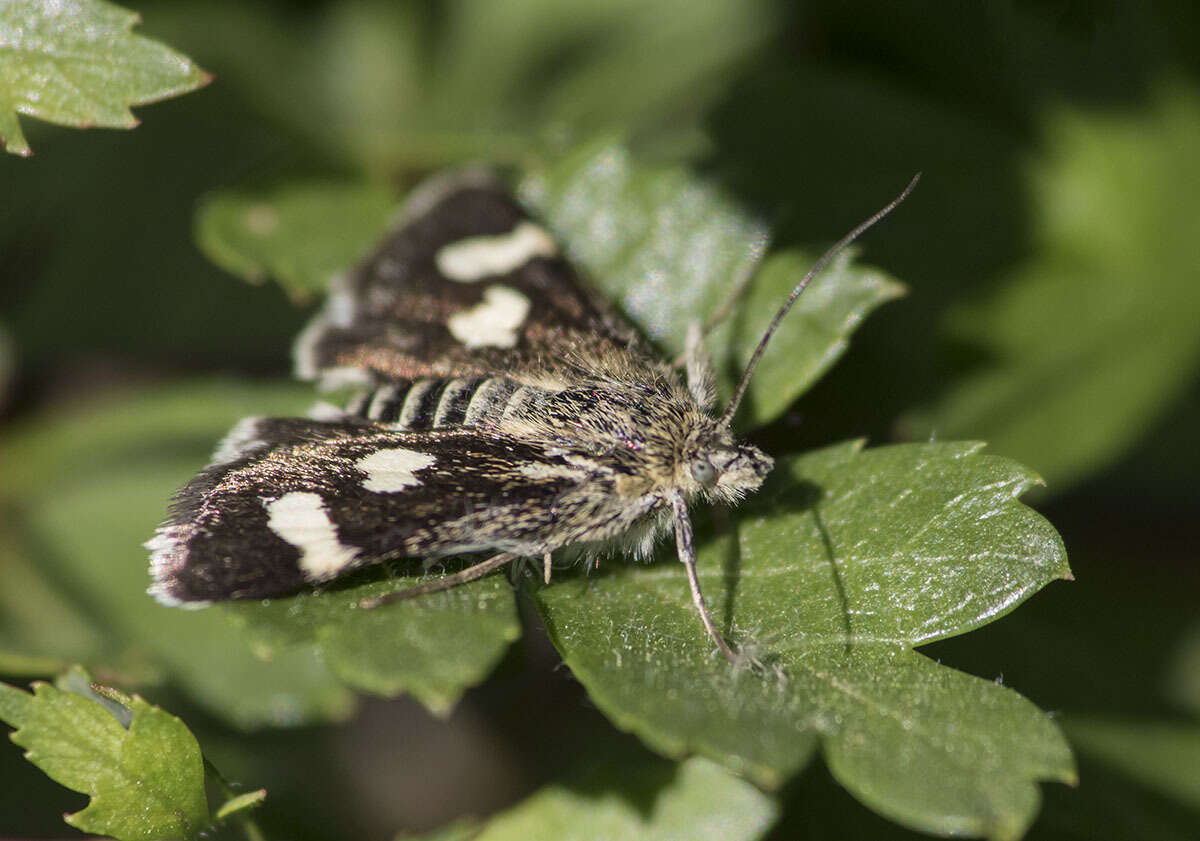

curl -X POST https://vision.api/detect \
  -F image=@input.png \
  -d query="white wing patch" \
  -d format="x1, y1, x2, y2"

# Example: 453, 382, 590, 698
265, 492, 359, 580
448, 286, 531, 349
435, 221, 557, 282
356, 447, 437, 492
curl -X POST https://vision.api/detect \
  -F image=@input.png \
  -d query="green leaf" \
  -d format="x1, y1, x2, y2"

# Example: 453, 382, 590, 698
0, 0, 210, 157
0, 675, 208, 840
474, 756, 777, 841
907, 83, 1200, 488
536, 441, 1074, 839
227, 568, 521, 717
2, 381, 356, 729
521, 142, 768, 356
194, 182, 396, 302
521, 143, 902, 424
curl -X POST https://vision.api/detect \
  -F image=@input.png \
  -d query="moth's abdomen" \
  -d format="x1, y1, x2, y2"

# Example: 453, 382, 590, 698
348, 376, 520, 430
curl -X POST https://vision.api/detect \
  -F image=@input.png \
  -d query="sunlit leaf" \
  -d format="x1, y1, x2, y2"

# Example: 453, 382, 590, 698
0, 672, 208, 840
537, 442, 1074, 838
0, 0, 210, 156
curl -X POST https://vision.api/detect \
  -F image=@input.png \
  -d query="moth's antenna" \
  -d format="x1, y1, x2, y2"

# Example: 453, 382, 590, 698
719, 174, 921, 428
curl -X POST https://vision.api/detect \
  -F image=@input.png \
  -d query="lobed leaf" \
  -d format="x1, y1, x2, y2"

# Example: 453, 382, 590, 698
536, 441, 1075, 838
0, 0, 210, 156
0, 674, 208, 840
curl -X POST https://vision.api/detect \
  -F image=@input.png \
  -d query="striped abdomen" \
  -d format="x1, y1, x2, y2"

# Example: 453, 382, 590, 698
346, 376, 538, 430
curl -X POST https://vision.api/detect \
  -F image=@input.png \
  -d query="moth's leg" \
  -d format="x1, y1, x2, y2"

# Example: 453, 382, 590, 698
681, 321, 716, 411
543, 551, 553, 585
359, 551, 518, 608
670, 493, 738, 663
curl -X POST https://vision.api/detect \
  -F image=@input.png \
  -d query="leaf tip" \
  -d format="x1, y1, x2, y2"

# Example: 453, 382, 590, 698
880, 278, 909, 300
1, 137, 33, 157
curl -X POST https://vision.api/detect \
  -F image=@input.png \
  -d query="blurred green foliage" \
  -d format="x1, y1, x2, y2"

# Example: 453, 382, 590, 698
1, 0, 1198, 839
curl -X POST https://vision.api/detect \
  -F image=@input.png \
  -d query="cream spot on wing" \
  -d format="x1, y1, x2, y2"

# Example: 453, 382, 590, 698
264, 492, 358, 580
448, 286, 530, 349
356, 448, 437, 492
435, 221, 557, 282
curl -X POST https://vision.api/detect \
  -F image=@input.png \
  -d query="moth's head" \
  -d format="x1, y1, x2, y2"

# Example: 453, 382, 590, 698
682, 430, 773, 504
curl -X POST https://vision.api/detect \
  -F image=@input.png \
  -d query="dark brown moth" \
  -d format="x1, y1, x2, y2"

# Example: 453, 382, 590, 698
148, 169, 914, 662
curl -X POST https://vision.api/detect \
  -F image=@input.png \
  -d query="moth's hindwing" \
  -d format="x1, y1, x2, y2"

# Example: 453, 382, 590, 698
148, 417, 610, 603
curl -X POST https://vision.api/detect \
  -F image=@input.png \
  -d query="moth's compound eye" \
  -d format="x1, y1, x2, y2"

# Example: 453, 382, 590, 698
690, 458, 718, 486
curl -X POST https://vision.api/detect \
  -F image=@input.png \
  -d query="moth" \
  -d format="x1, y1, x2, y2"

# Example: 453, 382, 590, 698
147, 169, 914, 662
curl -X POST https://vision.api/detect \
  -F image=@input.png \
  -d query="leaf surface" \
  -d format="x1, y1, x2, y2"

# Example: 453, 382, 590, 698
227, 568, 521, 717
0, 675, 208, 840
0, 0, 209, 156
537, 442, 1075, 839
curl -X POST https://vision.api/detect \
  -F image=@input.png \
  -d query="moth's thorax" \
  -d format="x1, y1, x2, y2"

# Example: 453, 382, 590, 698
507, 357, 774, 504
